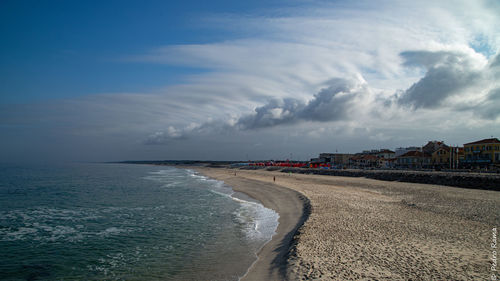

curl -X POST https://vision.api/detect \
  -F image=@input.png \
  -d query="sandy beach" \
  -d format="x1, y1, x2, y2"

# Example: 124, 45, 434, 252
192, 167, 309, 281
195, 167, 500, 281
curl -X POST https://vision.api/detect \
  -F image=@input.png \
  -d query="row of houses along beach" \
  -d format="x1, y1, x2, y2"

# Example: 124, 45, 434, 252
238, 137, 500, 171
310, 137, 500, 171
228, 137, 500, 191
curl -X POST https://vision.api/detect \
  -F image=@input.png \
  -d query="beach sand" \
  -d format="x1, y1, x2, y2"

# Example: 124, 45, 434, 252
195, 167, 500, 280
193, 167, 309, 281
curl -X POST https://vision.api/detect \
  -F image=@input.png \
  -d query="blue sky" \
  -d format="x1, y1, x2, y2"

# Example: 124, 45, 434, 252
1, 0, 294, 103
1, 0, 499, 162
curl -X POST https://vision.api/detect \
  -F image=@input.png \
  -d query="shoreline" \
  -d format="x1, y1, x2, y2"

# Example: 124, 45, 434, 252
193, 166, 499, 280
192, 167, 309, 281
280, 167, 500, 191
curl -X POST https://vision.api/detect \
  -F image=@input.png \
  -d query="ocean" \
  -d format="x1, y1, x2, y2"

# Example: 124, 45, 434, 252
0, 163, 279, 280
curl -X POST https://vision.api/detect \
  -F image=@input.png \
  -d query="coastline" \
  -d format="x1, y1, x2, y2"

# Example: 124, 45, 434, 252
192, 167, 309, 281
192, 166, 500, 280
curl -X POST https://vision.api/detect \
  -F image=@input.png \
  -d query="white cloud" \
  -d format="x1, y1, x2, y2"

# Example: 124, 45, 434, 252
396, 49, 490, 108
2, 0, 500, 161
109, 0, 500, 150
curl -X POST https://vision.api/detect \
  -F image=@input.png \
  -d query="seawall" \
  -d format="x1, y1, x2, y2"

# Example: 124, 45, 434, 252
281, 168, 500, 191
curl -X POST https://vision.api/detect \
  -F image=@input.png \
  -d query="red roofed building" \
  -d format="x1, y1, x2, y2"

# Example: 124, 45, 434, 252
396, 150, 431, 169
423, 140, 448, 154
349, 154, 379, 168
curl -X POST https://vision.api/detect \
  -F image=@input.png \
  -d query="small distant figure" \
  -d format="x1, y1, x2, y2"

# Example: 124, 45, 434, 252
273, 176, 276, 182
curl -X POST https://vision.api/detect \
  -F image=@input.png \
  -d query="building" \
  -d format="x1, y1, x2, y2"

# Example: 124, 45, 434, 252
395, 146, 421, 157
332, 153, 353, 167
431, 145, 465, 169
350, 154, 379, 168
360, 149, 395, 159
376, 149, 396, 159
423, 140, 447, 154
457, 147, 465, 163
396, 151, 431, 169
319, 153, 336, 163
310, 157, 321, 164
379, 157, 397, 169
318, 153, 353, 168
463, 138, 500, 167
432, 146, 449, 168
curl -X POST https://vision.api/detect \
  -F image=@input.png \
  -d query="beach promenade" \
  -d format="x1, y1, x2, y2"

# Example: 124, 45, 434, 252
196, 167, 499, 280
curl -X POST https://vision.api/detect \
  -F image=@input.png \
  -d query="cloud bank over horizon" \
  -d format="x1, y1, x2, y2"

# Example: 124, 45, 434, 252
144, 76, 372, 144
1, 0, 500, 162
145, 50, 500, 145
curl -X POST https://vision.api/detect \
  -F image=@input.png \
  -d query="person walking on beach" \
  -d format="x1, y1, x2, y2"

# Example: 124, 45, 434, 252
273, 176, 276, 182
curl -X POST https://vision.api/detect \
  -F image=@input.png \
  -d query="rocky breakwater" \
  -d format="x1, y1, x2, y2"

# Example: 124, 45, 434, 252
281, 168, 500, 191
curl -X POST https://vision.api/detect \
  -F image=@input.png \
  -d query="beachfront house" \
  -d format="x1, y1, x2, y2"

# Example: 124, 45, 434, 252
431, 146, 449, 168
379, 157, 397, 168
431, 146, 464, 169
463, 138, 500, 168
317, 153, 353, 168
350, 154, 379, 168
396, 151, 431, 169
423, 140, 447, 154
331, 153, 353, 168
376, 149, 396, 159
319, 153, 336, 164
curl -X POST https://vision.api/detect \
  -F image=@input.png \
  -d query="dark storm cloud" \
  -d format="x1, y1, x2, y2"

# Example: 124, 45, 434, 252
480, 88, 500, 119
491, 53, 500, 68
235, 78, 365, 130
397, 50, 483, 108
300, 78, 358, 122
235, 98, 304, 130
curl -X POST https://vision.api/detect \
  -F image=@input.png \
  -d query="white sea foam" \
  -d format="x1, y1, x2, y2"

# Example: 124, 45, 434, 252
45, 226, 80, 242
0, 205, 139, 242
185, 169, 279, 243
97, 227, 130, 237
51, 225, 77, 236
3, 227, 38, 241
143, 166, 280, 256
184, 168, 279, 243
233, 199, 279, 242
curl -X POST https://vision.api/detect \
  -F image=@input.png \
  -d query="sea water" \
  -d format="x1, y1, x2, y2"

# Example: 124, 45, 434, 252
0, 163, 278, 280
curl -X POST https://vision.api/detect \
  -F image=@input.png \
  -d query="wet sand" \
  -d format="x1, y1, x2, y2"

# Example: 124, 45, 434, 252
195, 167, 499, 280
193, 167, 308, 281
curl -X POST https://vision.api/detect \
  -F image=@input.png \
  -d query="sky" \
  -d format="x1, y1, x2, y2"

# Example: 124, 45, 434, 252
1, 0, 500, 163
